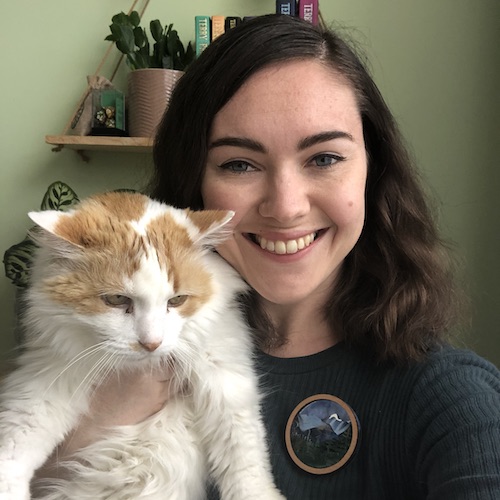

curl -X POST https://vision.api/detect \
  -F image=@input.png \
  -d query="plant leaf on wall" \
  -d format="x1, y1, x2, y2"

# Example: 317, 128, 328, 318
40, 181, 80, 211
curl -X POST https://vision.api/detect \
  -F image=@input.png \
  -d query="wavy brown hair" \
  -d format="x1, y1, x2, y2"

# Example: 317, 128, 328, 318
150, 15, 461, 363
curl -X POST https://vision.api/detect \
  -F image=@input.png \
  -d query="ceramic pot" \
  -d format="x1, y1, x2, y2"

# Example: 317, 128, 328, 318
127, 68, 184, 138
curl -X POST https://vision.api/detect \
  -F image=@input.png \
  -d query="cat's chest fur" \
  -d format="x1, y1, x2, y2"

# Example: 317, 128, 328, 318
0, 192, 284, 500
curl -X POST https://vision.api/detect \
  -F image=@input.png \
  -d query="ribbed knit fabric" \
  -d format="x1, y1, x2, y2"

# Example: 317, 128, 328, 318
209, 343, 500, 499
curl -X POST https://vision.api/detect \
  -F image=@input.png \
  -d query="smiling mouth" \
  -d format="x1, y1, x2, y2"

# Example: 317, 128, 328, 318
248, 231, 320, 255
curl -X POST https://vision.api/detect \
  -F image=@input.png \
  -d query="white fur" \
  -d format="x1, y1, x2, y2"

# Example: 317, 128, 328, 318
0, 200, 284, 500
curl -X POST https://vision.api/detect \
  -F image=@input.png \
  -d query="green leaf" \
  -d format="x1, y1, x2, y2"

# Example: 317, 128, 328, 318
137, 52, 151, 69
150, 20, 163, 42
40, 181, 79, 211
116, 25, 136, 53
153, 38, 166, 68
134, 26, 147, 49
111, 12, 128, 24
183, 41, 195, 68
162, 55, 173, 70
167, 30, 178, 55
126, 53, 139, 70
129, 10, 141, 27
3, 238, 38, 287
107, 10, 193, 70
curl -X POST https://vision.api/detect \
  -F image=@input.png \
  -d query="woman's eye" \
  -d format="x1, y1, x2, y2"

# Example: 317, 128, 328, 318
218, 160, 255, 173
311, 154, 344, 168
167, 295, 188, 308
103, 294, 132, 309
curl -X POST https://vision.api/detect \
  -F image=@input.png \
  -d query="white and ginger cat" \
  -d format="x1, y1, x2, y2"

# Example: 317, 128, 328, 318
0, 192, 284, 500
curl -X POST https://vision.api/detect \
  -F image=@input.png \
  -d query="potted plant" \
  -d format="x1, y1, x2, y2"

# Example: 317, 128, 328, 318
105, 11, 195, 137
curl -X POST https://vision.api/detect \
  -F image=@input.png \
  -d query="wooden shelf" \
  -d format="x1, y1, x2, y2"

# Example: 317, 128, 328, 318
45, 135, 154, 153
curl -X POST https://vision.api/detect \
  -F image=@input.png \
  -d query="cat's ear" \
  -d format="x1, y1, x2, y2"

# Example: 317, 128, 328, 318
28, 210, 86, 250
186, 209, 235, 247
28, 210, 68, 235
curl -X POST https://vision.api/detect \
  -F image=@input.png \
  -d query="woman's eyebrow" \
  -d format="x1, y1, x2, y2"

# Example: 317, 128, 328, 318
298, 131, 354, 150
208, 137, 266, 152
208, 131, 354, 152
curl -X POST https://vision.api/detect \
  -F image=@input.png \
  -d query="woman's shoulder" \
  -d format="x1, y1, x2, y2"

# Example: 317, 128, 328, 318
398, 344, 499, 422
401, 345, 500, 497
409, 345, 499, 397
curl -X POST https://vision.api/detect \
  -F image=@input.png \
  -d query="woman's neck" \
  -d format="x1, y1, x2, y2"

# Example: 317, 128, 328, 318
262, 300, 339, 358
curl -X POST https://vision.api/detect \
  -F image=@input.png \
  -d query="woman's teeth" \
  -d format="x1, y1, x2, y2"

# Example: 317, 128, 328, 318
255, 232, 317, 255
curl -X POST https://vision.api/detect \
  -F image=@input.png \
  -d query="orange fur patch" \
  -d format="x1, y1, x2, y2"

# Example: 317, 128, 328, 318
147, 212, 213, 317
186, 209, 231, 234
43, 193, 214, 317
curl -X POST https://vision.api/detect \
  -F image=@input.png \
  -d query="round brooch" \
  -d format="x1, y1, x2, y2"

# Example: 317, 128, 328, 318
285, 394, 360, 474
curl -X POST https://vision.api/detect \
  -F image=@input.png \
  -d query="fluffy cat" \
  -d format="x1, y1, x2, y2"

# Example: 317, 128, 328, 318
0, 192, 284, 500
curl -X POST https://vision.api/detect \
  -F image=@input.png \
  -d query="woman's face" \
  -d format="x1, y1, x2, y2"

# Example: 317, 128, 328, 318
202, 60, 367, 307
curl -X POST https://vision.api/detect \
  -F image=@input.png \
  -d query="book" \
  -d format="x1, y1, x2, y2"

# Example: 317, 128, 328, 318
298, 0, 319, 25
225, 16, 241, 31
276, 0, 297, 16
195, 16, 211, 56
211, 15, 225, 41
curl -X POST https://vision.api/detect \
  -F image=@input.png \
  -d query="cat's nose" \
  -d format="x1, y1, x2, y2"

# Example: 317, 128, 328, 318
139, 340, 162, 352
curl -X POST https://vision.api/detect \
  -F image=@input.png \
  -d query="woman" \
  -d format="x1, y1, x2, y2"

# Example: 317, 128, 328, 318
150, 14, 500, 498
37, 14, 500, 498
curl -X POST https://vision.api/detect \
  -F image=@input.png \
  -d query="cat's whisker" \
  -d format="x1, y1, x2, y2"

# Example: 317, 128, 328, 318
81, 353, 121, 404
42, 342, 109, 398
68, 350, 117, 403
170, 346, 197, 386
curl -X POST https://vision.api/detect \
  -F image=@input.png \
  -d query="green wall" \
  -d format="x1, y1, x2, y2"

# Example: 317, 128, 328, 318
2, 0, 499, 368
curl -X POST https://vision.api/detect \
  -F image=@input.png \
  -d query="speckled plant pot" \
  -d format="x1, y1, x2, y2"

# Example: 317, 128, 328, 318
127, 68, 184, 138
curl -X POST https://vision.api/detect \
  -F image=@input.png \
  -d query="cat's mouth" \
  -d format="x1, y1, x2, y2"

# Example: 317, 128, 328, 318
247, 230, 324, 255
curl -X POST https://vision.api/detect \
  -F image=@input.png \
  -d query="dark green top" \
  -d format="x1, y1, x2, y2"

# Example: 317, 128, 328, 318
253, 343, 500, 499
209, 343, 500, 499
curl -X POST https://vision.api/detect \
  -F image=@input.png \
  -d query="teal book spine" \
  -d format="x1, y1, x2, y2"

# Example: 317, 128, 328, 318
195, 15, 211, 56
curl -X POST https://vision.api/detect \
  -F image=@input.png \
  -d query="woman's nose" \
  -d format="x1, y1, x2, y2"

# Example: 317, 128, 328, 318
258, 169, 310, 223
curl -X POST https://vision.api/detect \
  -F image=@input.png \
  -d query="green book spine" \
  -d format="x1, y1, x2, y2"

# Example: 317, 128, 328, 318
195, 15, 211, 56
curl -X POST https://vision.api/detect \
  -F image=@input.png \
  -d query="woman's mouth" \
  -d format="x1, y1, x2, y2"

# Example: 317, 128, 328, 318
248, 231, 320, 255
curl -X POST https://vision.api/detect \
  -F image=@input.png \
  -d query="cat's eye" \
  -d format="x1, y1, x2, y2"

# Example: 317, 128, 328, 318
103, 294, 132, 308
167, 295, 188, 308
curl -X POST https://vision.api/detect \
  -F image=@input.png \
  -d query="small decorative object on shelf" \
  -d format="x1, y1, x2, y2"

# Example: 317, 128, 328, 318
91, 89, 126, 136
